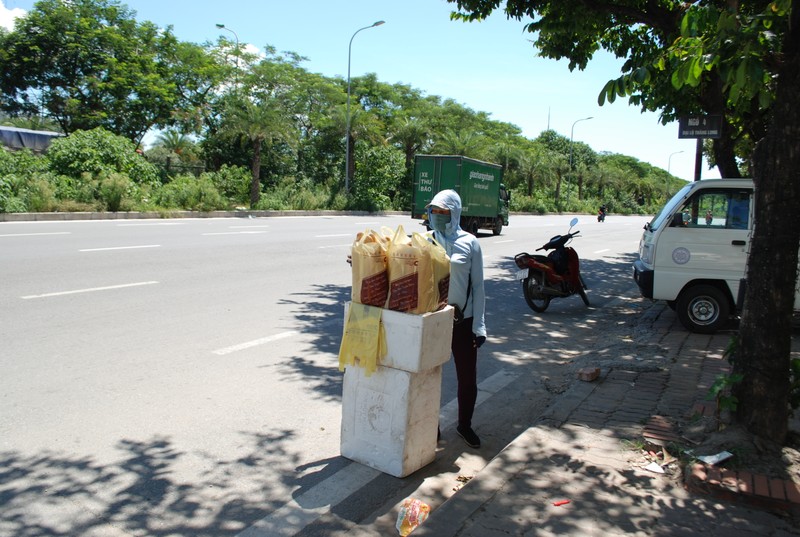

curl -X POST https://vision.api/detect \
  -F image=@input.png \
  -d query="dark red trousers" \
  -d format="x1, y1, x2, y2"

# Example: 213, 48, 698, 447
451, 318, 478, 428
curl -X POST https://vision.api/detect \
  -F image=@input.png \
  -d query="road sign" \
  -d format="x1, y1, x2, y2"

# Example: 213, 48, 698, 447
679, 115, 722, 139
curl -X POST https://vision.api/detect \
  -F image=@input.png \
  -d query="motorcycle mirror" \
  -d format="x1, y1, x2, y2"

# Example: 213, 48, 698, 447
569, 217, 579, 228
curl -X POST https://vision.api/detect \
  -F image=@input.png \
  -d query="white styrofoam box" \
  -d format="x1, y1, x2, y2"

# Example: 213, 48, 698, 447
344, 302, 453, 373
340, 364, 442, 478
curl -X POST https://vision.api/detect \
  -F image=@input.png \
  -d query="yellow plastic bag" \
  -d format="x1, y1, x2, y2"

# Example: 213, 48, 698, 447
425, 234, 450, 310
338, 302, 386, 376
387, 226, 435, 314
350, 230, 389, 307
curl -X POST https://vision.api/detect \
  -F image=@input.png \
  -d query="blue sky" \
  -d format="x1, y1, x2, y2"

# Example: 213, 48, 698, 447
1, 0, 719, 181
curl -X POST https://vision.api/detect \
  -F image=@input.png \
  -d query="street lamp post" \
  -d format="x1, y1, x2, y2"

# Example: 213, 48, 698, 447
216, 23, 240, 84
666, 150, 685, 197
345, 20, 385, 193
567, 116, 592, 204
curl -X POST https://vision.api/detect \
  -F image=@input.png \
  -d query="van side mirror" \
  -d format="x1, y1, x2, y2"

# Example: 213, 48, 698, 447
671, 212, 689, 227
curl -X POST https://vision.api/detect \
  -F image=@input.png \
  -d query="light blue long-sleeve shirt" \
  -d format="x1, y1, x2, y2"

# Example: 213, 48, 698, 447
428, 189, 487, 338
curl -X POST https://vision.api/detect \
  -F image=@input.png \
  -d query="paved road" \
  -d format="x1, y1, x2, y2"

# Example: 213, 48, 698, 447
0, 213, 650, 536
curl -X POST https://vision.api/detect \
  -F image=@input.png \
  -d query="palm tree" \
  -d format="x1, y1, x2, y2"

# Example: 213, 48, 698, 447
222, 96, 296, 206
389, 117, 429, 173
154, 130, 195, 156
433, 129, 485, 158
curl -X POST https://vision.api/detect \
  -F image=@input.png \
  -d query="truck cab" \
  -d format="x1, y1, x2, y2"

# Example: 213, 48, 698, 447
634, 179, 757, 333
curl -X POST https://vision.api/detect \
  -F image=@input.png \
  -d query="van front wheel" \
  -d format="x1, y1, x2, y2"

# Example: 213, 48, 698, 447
676, 285, 730, 334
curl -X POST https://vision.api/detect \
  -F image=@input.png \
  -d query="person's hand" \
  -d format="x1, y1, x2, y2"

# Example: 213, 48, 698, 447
475, 335, 486, 348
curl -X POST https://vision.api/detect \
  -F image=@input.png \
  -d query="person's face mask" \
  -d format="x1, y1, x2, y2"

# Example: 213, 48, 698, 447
429, 210, 450, 234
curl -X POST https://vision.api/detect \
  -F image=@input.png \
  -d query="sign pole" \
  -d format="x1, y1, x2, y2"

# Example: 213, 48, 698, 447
694, 139, 703, 182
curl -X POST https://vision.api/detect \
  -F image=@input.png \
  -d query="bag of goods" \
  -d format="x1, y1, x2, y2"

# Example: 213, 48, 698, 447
428, 235, 450, 310
350, 230, 389, 307
387, 227, 446, 314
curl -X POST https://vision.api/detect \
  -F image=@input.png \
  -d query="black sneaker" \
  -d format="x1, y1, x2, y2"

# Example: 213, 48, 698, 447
457, 425, 480, 448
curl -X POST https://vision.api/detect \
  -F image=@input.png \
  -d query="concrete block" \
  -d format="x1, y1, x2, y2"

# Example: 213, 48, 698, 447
345, 302, 453, 373
340, 364, 442, 478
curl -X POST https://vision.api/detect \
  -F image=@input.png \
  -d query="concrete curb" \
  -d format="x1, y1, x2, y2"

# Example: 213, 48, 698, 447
0, 210, 409, 222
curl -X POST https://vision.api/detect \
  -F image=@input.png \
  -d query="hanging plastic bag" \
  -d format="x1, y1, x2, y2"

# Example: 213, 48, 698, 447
387, 226, 435, 314
338, 302, 386, 376
425, 233, 450, 310
350, 229, 389, 307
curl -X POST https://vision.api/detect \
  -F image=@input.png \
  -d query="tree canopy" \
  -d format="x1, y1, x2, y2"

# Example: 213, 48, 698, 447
449, 0, 800, 444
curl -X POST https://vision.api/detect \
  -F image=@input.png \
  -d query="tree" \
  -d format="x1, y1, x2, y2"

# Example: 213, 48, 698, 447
0, 0, 201, 144
449, 0, 798, 443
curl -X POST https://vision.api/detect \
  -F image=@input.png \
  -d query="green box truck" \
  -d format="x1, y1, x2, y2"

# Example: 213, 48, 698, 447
412, 155, 510, 236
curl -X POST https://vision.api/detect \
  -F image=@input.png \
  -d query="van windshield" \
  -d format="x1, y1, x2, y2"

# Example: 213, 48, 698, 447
649, 184, 693, 231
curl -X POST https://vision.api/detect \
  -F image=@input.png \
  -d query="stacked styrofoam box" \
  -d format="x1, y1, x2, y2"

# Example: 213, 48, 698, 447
340, 304, 453, 478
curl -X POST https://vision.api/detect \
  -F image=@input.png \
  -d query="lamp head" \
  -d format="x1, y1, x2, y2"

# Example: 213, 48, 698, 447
216, 23, 225, 29
372, 21, 385, 27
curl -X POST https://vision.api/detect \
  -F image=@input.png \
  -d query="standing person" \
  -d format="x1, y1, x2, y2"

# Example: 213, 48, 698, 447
427, 189, 487, 449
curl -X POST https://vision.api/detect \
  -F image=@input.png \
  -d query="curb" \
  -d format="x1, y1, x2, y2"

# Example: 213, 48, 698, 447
685, 463, 800, 517
0, 210, 410, 222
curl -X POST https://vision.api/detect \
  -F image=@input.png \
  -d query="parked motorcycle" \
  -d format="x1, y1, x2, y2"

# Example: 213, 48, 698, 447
514, 218, 590, 312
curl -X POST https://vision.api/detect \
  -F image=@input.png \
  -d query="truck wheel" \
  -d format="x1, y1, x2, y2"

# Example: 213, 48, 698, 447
522, 272, 550, 312
676, 284, 730, 334
492, 217, 503, 236
467, 218, 479, 236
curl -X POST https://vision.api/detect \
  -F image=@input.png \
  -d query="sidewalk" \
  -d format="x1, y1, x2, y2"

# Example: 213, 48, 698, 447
412, 301, 800, 537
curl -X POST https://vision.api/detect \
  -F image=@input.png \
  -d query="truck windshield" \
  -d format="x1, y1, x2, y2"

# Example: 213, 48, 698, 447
648, 184, 693, 231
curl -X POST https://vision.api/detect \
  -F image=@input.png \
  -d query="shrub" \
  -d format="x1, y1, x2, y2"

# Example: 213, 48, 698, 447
206, 165, 251, 203
154, 175, 227, 211
46, 128, 160, 186
98, 173, 132, 212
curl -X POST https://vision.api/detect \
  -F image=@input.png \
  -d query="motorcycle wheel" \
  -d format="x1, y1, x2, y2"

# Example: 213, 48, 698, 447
522, 272, 550, 312
578, 276, 590, 306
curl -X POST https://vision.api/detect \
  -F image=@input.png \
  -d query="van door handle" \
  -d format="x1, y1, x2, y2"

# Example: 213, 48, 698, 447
732, 240, 746, 246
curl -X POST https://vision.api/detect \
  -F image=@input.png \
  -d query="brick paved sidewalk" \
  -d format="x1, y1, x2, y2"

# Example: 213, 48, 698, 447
414, 301, 800, 536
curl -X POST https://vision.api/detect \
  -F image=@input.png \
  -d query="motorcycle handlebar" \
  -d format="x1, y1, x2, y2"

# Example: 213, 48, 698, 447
535, 230, 580, 251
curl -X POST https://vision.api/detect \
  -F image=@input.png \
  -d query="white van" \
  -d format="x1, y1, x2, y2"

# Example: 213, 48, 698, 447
633, 178, 768, 333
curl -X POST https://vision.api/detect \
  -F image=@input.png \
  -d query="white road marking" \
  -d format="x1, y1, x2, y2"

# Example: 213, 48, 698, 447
79, 245, 161, 252
212, 331, 299, 356
236, 463, 379, 537
493, 240, 514, 244
318, 243, 352, 249
316, 233, 352, 238
0, 232, 71, 238
202, 231, 269, 236
594, 249, 610, 254
117, 223, 183, 226
21, 281, 159, 299
235, 368, 518, 537
229, 225, 270, 229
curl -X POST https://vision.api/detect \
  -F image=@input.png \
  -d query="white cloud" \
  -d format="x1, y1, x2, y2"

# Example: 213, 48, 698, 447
0, 1, 26, 31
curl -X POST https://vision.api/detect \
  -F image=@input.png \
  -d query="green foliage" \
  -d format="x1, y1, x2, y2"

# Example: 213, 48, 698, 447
98, 173, 132, 212
154, 175, 226, 211
0, 148, 49, 176
255, 176, 343, 211
205, 165, 251, 203
47, 128, 160, 186
348, 145, 405, 212
708, 373, 745, 413
0, 0, 215, 141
